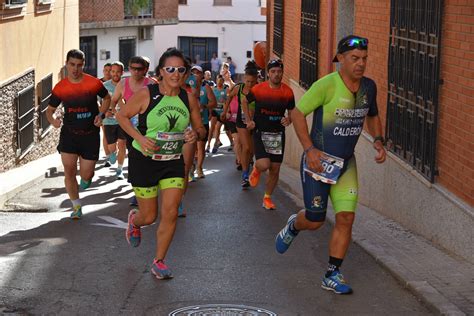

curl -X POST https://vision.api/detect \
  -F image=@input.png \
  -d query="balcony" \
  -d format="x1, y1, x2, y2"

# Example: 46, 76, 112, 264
124, 0, 153, 19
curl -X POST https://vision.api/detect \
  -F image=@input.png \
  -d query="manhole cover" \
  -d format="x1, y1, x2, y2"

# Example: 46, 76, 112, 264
169, 304, 277, 316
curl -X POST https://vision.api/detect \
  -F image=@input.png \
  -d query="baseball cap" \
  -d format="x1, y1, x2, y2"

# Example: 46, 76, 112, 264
191, 65, 203, 72
332, 35, 369, 62
267, 59, 283, 71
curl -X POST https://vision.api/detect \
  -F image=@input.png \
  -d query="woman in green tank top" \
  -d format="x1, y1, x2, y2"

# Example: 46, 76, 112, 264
116, 48, 206, 280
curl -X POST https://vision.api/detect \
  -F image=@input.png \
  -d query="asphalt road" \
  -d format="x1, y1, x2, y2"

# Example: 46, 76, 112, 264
0, 146, 431, 315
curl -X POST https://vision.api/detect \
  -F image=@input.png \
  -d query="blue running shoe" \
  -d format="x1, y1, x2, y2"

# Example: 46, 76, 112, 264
79, 178, 92, 190
275, 214, 298, 254
70, 205, 82, 220
321, 270, 353, 294
130, 196, 138, 206
109, 151, 117, 164
151, 259, 173, 280
126, 209, 141, 247
178, 202, 186, 218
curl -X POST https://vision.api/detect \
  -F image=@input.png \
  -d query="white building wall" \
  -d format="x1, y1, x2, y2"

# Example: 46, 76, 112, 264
80, 27, 157, 76
178, 0, 265, 22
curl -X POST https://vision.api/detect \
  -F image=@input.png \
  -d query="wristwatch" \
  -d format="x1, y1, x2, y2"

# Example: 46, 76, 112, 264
373, 136, 385, 144
99, 112, 106, 120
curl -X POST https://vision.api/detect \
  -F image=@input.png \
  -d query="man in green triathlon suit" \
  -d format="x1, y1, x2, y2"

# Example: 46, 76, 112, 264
275, 35, 387, 294
116, 48, 206, 279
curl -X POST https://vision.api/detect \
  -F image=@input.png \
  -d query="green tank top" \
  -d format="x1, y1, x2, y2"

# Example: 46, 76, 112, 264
132, 85, 190, 160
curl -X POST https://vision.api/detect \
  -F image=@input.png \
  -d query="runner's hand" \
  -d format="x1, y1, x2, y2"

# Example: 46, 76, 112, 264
105, 110, 114, 118
52, 117, 61, 129
281, 116, 291, 127
306, 148, 328, 173
246, 120, 255, 130
94, 115, 102, 127
184, 127, 197, 144
138, 136, 158, 156
373, 141, 386, 163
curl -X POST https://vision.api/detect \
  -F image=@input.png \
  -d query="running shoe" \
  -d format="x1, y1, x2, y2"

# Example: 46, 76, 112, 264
126, 209, 141, 247
211, 146, 218, 154
227, 147, 233, 152
205, 146, 210, 153
130, 196, 138, 206
70, 205, 82, 220
241, 177, 250, 189
178, 202, 186, 218
197, 168, 205, 178
116, 169, 124, 180
262, 196, 277, 210
104, 160, 111, 167
321, 270, 353, 294
188, 171, 197, 183
109, 151, 117, 165
236, 164, 242, 171
79, 178, 92, 190
275, 214, 298, 254
151, 259, 173, 280
249, 167, 261, 187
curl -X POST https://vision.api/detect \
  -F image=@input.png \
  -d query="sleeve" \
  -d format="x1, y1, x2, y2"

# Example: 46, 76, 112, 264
49, 85, 62, 108
367, 81, 379, 117
296, 78, 327, 116
246, 87, 256, 103
96, 81, 109, 99
287, 89, 296, 110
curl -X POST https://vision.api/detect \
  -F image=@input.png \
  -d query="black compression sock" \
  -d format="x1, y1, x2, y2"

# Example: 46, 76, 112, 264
325, 256, 343, 277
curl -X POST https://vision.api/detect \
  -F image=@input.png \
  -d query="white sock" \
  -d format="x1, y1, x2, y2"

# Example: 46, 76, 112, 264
117, 164, 123, 171
71, 199, 81, 208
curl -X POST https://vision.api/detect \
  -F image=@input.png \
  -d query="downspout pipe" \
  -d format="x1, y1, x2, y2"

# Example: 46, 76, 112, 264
326, 0, 334, 75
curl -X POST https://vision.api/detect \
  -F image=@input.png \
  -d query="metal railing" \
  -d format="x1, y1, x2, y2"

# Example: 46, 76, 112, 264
299, 0, 319, 90
272, 0, 283, 57
386, 0, 443, 182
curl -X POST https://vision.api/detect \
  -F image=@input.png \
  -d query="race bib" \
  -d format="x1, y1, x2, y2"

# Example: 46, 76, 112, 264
151, 132, 185, 161
303, 152, 344, 184
261, 132, 283, 155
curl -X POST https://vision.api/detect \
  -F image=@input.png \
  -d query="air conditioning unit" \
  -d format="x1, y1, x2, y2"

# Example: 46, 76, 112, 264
138, 27, 152, 41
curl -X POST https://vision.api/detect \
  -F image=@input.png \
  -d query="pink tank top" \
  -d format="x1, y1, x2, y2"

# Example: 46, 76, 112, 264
229, 95, 239, 122
123, 77, 151, 102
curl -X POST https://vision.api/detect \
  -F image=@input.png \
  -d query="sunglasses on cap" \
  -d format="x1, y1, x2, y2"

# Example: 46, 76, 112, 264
341, 37, 368, 50
267, 59, 283, 70
163, 66, 187, 74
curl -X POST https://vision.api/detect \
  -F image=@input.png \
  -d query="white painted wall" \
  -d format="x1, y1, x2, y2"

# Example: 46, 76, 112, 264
80, 27, 156, 76
154, 0, 266, 75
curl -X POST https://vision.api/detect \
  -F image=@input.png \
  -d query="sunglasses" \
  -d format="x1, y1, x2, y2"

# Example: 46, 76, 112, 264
342, 38, 368, 49
163, 66, 187, 74
129, 66, 146, 71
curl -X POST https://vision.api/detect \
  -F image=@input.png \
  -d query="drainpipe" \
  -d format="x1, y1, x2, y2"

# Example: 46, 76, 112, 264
326, 0, 334, 75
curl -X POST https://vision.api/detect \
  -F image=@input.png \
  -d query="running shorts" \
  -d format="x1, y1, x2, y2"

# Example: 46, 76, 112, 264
104, 125, 126, 144
300, 155, 358, 222
253, 129, 285, 163
57, 127, 100, 161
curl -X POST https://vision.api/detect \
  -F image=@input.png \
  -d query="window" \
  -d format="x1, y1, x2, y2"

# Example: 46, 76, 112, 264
259, 0, 267, 7
299, 0, 319, 90
124, 0, 153, 19
178, 36, 218, 71
272, 0, 283, 56
119, 37, 137, 71
178, 0, 187, 4
1, 0, 27, 19
38, 74, 53, 137
16, 85, 35, 156
386, 0, 443, 182
4, 0, 27, 6
213, 0, 232, 6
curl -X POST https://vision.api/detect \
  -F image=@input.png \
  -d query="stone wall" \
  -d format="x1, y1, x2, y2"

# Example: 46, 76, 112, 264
0, 70, 60, 173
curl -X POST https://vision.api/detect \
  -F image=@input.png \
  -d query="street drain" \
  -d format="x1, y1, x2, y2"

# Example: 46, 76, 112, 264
169, 304, 277, 316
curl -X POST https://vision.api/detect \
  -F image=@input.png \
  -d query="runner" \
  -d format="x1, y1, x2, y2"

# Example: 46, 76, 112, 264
203, 70, 215, 87
116, 47, 206, 279
228, 60, 258, 188
193, 65, 217, 178
100, 62, 112, 165
244, 59, 295, 210
102, 61, 127, 180
110, 56, 153, 206
208, 74, 228, 154
275, 35, 387, 294
221, 80, 241, 170
46, 49, 110, 219
100, 62, 112, 82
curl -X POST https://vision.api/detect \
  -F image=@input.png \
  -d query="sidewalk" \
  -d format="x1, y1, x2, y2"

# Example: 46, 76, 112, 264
0, 156, 472, 315
279, 164, 472, 316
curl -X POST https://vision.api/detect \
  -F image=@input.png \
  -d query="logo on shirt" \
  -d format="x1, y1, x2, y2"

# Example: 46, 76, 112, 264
166, 113, 180, 131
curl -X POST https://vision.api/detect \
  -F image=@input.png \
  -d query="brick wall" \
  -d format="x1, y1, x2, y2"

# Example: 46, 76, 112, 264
353, 0, 390, 129
437, 0, 474, 205
79, 0, 178, 23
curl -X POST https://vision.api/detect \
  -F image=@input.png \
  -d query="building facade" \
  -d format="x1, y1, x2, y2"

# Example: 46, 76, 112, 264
154, 0, 266, 77
79, 0, 178, 77
0, 0, 79, 173
266, 0, 473, 262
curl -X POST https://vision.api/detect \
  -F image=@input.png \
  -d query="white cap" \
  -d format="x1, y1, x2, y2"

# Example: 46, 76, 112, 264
191, 65, 203, 72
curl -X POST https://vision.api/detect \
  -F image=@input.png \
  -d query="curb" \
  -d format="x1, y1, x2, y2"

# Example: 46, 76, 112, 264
278, 164, 467, 316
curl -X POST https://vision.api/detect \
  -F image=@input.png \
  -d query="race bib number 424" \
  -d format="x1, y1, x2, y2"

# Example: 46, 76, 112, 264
151, 132, 185, 161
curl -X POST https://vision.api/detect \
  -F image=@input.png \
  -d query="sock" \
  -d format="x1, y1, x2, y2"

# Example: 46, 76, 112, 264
288, 219, 299, 236
264, 193, 271, 199
326, 256, 343, 277
242, 170, 249, 179
117, 164, 123, 171
71, 199, 81, 209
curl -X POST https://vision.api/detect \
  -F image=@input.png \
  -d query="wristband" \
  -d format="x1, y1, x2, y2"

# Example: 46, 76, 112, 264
99, 112, 106, 120
304, 145, 315, 154
373, 136, 384, 144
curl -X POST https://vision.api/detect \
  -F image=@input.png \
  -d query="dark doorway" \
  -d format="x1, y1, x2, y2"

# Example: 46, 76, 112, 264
178, 37, 218, 72
80, 36, 97, 77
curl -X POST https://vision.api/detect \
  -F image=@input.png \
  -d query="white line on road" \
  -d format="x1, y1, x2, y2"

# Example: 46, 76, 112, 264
91, 216, 127, 229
